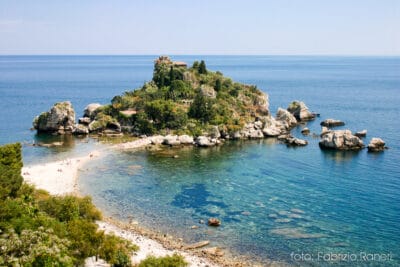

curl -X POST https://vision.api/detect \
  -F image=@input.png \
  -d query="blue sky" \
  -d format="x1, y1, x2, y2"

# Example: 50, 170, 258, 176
0, 0, 399, 55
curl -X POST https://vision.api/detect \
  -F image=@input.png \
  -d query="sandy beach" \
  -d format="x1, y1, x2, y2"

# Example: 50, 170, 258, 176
21, 140, 226, 267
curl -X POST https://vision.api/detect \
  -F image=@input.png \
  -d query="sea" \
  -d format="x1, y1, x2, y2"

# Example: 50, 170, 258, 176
0, 55, 399, 266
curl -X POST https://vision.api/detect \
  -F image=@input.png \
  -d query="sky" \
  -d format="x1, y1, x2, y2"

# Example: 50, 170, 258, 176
0, 0, 399, 55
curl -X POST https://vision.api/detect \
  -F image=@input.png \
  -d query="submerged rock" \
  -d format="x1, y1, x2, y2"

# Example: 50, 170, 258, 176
33, 101, 76, 134
367, 138, 387, 152
207, 218, 221, 226
320, 119, 345, 127
287, 101, 315, 121
319, 130, 364, 150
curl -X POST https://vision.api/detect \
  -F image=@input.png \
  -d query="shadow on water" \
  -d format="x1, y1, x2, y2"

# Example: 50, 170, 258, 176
171, 183, 242, 223
320, 148, 362, 163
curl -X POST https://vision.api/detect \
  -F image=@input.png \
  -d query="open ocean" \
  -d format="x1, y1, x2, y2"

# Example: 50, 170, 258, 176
1, 55, 399, 266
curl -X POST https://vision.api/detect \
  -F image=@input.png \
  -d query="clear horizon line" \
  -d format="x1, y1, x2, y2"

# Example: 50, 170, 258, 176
1, 53, 399, 57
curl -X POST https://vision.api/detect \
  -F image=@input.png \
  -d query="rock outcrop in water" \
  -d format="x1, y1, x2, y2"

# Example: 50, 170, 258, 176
367, 138, 387, 152
320, 119, 345, 127
287, 101, 316, 121
33, 101, 76, 134
319, 130, 364, 150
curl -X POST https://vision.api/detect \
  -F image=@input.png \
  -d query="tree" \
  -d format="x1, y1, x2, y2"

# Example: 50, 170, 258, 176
189, 93, 215, 123
215, 78, 222, 92
198, 60, 207, 74
0, 143, 23, 199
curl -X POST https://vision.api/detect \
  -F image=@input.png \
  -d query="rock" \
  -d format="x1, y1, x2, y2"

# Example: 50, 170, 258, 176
232, 131, 242, 139
254, 92, 270, 115
355, 130, 367, 137
276, 108, 297, 129
320, 119, 345, 127
88, 120, 102, 132
83, 103, 102, 119
262, 116, 282, 137
190, 225, 199, 229
200, 84, 216, 99
320, 126, 331, 137
149, 135, 164, 145
319, 130, 364, 150
367, 138, 387, 152
208, 126, 221, 139
281, 135, 308, 146
254, 121, 263, 129
287, 101, 315, 121
208, 218, 221, 226
196, 136, 215, 147
162, 135, 181, 146
183, 240, 210, 250
178, 135, 194, 144
301, 127, 310, 135
263, 127, 281, 137
33, 101, 76, 134
78, 117, 91, 125
73, 124, 89, 135
202, 247, 224, 257
107, 121, 121, 132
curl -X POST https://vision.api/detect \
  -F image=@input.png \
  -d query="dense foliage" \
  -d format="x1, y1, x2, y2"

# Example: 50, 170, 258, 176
138, 253, 187, 267
0, 143, 138, 266
94, 57, 269, 136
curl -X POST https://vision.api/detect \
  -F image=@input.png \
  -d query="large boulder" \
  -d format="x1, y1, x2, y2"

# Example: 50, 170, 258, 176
73, 124, 89, 135
276, 108, 297, 129
319, 130, 364, 150
355, 130, 367, 138
287, 101, 315, 121
196, 136, 215, 147
320, 119, 345, 127
84, 103, 102, 119
262, 116, 282, 137
178, 135, 194, 144
200, 84, 216, 99
241, 123, 264, 139
367, 138, 387, 152
162, 135, 181, 146
33, 101, 76, 134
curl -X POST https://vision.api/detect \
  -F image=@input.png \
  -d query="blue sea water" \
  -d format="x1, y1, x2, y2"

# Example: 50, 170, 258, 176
1, 56, 399, 266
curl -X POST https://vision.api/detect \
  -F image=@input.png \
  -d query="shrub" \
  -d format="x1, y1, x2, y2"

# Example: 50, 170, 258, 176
138, 253, 188, 267
0, 143, 23, 199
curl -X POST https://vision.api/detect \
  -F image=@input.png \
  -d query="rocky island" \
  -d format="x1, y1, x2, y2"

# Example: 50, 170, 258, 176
33, 56, 387, 153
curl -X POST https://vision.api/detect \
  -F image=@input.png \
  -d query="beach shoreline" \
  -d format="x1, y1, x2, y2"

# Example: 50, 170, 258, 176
21, 138, 257, 267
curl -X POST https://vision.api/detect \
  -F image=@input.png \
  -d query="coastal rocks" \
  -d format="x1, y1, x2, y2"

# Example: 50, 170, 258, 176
207, 218, 221, 226
319, 130, 364, 150
287, 101, 315, 121
276, 108, 297, 130
183, 240, 210, 250
83, 103, 102, 119
253, 92, 270, 115
301, 127, 310, 135
78, 117, 91, 125
355, 130, 367, 138
320, 126, 330, 137
279, 135, 308, 146
320, 119, 345, 127
195, 136, 216, 147
178, 135, 194, 144
202, 247, 224, 257
207, 125, 221, 139
162, 135, 181, 146
73, 124, 89, 135
33, 101, 76, 134
367, 138, 387, 152
262, 116, 282, 137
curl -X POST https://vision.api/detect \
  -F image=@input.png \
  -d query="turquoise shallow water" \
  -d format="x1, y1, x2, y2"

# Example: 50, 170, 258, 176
1, 56, 399, 265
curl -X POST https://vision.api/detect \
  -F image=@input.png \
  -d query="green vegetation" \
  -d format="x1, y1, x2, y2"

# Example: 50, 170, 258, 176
138, 253, 187, 267
94, 56, 269, 137
0, 143, 138, 266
